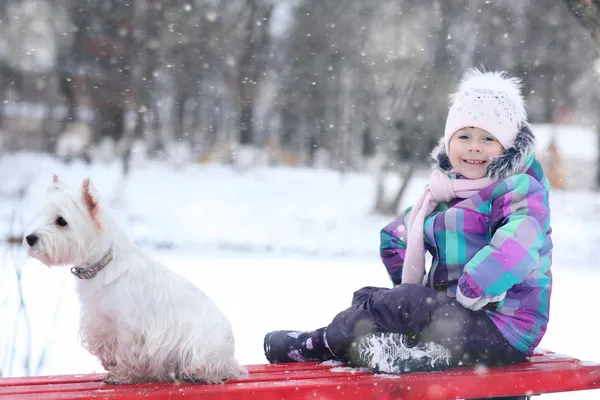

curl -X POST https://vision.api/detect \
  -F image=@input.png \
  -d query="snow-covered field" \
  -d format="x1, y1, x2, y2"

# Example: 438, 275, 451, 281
1, 152, 599, 399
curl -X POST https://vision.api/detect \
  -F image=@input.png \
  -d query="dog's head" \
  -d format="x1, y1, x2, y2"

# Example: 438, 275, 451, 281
24, 175, 104, 267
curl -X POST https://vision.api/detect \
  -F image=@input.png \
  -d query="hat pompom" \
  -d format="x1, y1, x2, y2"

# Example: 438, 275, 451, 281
449, 69, 527, 126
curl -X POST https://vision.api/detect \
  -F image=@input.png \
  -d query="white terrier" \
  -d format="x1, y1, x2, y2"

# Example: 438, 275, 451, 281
24, 175, 247, 384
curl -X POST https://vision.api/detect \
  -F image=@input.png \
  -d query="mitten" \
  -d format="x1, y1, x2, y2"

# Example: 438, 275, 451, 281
456, 275, 505, 311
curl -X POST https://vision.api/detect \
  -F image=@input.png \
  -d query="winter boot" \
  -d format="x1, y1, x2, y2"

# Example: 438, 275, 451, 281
352, 332, 452, 373
264, 329, 335, 363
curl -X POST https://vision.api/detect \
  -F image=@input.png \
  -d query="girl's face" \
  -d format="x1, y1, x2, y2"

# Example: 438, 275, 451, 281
448, 127, 504, 179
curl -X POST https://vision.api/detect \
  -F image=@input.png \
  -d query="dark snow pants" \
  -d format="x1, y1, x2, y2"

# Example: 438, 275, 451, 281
324, 284, 526, 367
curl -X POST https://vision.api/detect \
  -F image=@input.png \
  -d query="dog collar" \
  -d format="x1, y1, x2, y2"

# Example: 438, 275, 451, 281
71, 249, 114, 279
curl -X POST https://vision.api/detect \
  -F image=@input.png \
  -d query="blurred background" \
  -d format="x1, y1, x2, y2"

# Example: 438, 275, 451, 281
1, 1, 600, 397
0, 0, 599, 192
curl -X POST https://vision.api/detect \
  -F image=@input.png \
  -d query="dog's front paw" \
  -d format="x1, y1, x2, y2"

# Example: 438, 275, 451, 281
103, 372, 135, 385
178, 373, 207, 384
101, 359, 117, 371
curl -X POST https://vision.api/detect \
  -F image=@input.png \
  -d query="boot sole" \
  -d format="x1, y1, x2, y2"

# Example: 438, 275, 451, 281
356, 332, 452, 374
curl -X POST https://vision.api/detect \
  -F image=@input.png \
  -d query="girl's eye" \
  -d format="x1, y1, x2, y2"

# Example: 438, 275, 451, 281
457, 135, 469, 140
483, 137, 496, 142
56, 217, 68, 227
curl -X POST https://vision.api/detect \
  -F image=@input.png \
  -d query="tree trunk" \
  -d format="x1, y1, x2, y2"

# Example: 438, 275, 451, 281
386, 164, 416, 215
373, 164, 416, 216
236, 2, 272, 146
173, 91, 187, 141
59, 73, 77, 125
597, 125, 600, 190
239, 103, 254, 145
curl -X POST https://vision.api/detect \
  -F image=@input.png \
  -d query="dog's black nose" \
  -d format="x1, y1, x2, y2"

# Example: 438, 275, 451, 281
25, 234, 38, 247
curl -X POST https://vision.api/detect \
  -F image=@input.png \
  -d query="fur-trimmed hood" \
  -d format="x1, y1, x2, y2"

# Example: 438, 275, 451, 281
431, 123, 536, 180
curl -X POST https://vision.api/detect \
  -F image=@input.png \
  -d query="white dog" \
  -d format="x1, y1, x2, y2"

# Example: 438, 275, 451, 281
24, 175, 247, 384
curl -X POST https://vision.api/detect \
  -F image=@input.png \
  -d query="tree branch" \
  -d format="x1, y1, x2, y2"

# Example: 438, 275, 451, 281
563, 0, 600, 46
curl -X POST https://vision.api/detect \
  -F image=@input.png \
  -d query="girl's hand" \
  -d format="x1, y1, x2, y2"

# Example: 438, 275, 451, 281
456, 281, 506, 311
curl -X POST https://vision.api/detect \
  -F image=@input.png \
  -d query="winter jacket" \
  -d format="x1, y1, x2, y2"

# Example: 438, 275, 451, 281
380, 124, 552, 356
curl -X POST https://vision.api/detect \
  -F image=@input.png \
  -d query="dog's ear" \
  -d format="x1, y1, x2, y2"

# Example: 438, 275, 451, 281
82, 178, 101, 220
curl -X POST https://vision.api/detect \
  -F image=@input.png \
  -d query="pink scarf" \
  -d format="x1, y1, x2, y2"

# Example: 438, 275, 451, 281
401, 170, 496, 285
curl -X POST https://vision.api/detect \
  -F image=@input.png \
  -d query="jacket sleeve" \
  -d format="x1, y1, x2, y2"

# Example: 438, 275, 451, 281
380, 207, 412, 285
458, 174, 551, 297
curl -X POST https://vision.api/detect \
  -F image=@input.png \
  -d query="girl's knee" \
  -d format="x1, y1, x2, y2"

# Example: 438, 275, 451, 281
352, 286, 388, 306
368, 284, 430, 315
376, 283, 439, 305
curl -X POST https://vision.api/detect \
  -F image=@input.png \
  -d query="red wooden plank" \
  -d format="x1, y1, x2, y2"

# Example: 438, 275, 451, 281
1, 350, 598, 400
0, 374, 105, 387
0, 368, 373, 396
0, 363, 336, 388
2, 366, 600, 400
0, 352, 574, 388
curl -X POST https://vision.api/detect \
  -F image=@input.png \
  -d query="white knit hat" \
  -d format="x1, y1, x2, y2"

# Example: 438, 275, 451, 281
443, 69, 527, 152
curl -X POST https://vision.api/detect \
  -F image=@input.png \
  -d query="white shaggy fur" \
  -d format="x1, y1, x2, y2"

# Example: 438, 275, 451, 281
24, 176, 247, 384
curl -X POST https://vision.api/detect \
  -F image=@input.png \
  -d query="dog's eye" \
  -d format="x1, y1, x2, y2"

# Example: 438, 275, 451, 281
56, 217, 68, 227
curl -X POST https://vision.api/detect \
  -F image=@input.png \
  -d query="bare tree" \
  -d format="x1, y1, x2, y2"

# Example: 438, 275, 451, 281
236, 0, 274, 146
563, 0, 600, 45
1, 0, 599, 185
562, 0, 600, 189
368, 0, 443, 215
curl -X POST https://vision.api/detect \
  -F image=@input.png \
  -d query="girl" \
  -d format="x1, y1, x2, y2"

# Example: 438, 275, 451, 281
263, 69, 552, 376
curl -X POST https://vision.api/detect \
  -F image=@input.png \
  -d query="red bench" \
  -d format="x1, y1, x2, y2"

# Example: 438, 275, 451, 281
1, 349, 599, 399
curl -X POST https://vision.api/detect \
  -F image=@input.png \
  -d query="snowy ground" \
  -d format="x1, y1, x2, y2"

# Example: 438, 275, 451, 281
1, 152, 599, 399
